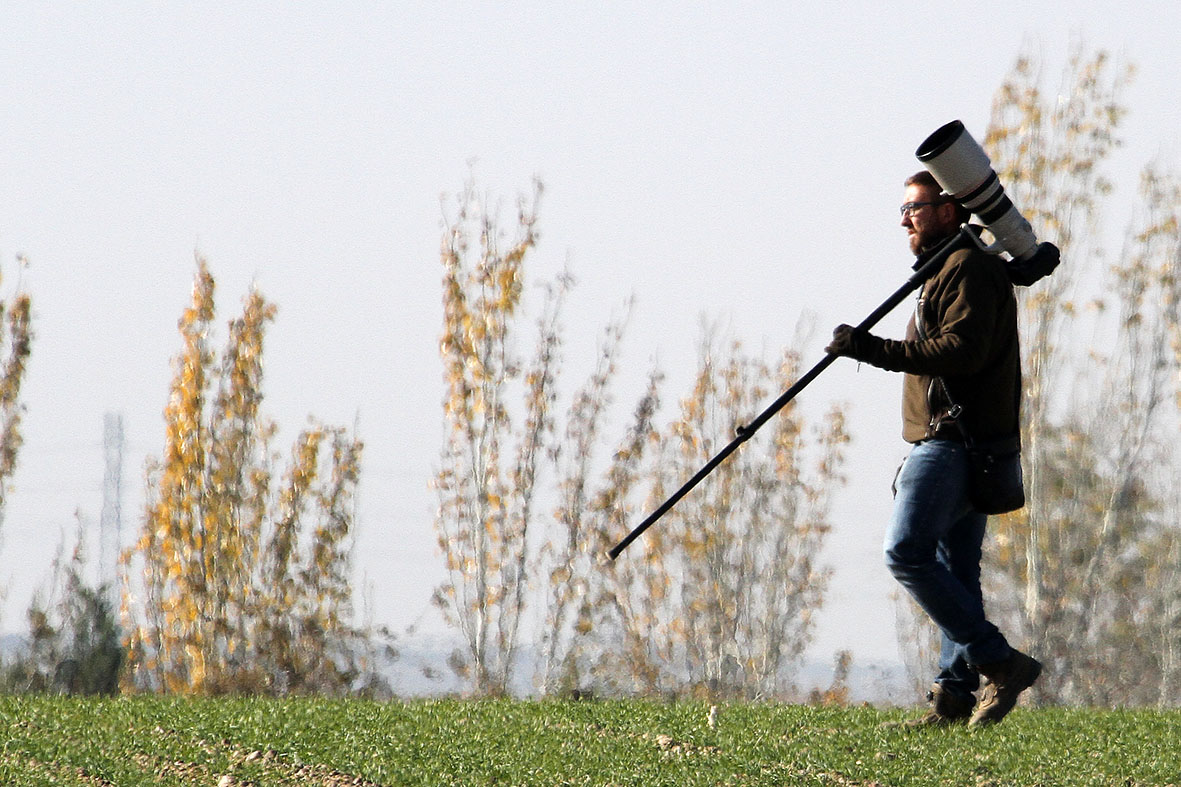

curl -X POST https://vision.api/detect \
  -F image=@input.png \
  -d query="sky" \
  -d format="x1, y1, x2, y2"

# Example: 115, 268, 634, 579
0, 2, 1178, 681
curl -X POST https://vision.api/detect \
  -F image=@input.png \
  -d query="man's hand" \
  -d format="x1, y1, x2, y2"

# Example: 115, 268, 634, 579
825, 324, 870, 359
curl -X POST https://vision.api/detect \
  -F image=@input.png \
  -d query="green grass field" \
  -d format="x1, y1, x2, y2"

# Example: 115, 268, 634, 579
0, 696, 1177, 786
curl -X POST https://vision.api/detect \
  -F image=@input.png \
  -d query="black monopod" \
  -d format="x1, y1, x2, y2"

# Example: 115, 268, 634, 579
607, 227, 975, 561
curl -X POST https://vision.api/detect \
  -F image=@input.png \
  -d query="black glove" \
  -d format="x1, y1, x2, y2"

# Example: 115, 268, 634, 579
825, 324, 872, 360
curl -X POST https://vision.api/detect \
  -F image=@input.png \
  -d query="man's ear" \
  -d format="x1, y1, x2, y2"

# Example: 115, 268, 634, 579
937, 200, 960, 226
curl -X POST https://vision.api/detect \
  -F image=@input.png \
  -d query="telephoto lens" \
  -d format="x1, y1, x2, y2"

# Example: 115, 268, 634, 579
916, 120, 1037, 262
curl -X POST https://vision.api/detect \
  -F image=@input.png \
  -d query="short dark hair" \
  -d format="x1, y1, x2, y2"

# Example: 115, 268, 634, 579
905, 170, 972, 224
905, 170, 941, 192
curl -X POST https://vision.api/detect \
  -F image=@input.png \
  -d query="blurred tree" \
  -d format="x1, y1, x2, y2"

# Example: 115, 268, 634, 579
921, 44, 1181, 706
253, 425, 368, 695
121, 258, 374, 696
433, 178, 565, 695
1148, 502, 1181, 706
433, 179, 847, 699
537, 307, 636, 695
0, 257, 32, 531
583, 328, 847, 699
3, 524, 122, 695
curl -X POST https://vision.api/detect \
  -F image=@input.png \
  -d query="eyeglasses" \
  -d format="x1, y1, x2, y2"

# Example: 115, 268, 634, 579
899, 201, 945, 218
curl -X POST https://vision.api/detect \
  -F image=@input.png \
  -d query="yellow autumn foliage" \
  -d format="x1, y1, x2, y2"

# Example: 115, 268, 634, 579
121, 257, 368, 696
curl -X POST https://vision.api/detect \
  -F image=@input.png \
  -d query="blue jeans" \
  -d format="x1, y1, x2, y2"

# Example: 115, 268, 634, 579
884, 439, 1012, 697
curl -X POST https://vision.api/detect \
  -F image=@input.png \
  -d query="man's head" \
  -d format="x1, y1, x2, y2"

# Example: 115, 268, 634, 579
901, 171, 970, 255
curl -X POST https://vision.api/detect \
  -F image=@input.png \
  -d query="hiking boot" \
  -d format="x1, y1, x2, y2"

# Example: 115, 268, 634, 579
968, 649, 1043, 727
884, 683, 974, 728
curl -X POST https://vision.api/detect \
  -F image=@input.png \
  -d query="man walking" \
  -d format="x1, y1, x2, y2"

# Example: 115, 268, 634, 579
825, 170, 1042, 727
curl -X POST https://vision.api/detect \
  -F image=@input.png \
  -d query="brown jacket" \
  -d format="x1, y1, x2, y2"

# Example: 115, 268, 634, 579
857, 246, 1021, 443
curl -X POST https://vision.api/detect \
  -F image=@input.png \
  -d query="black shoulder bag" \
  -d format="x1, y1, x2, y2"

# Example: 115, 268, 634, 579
933, 378, 1025, 515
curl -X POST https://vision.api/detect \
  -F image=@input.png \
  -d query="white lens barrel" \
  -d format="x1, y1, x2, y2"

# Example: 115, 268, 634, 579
916, 121, 994, 197
916, 121, 1038, 261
